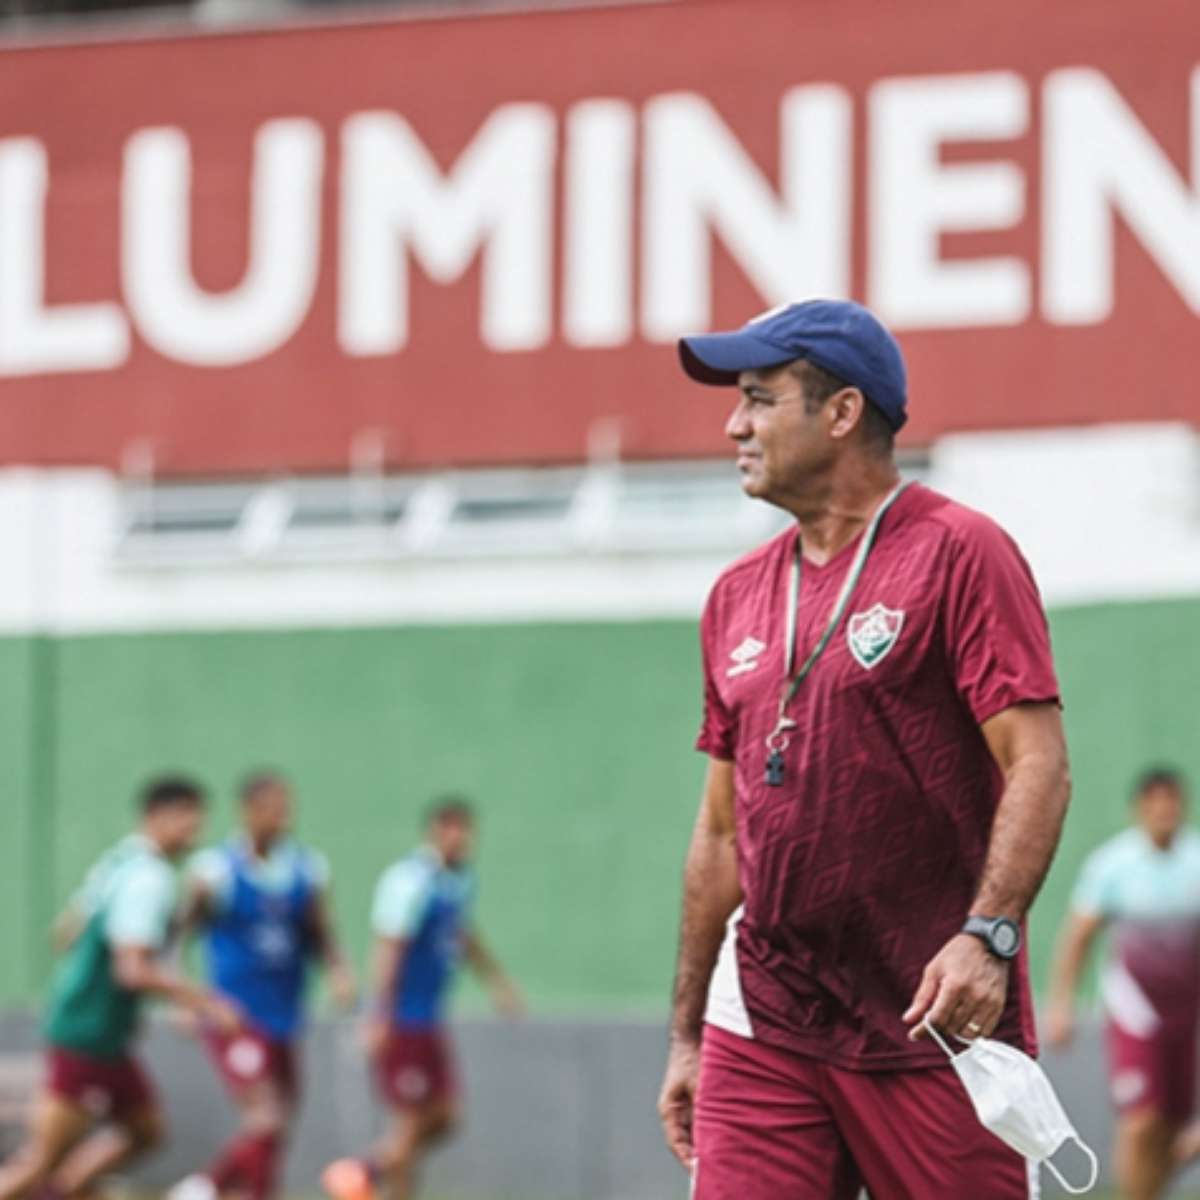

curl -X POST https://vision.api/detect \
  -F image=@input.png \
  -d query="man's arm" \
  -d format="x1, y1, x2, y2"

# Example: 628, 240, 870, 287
658, 757, 741, 1170
463, 930, 524, 1018
165, 876, 211, 957
904, 701, 1070, 1041
111, 943, 239, 1031
1044, 910, 1105, 1047
364, 934, 405, 1058
307, 889, 357, 1009
51, 904, 85, 954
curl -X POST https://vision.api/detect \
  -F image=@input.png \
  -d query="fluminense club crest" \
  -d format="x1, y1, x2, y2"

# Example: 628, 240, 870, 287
846, 604, 904, 670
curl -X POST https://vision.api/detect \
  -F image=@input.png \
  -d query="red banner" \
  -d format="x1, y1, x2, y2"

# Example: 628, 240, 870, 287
0, 0, 1197, 474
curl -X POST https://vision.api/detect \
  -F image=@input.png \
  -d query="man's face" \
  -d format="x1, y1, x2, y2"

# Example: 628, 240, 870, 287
154, 802, 204, 860
244, 784, 292, 845
1137, 784, 1185, 845
432, 816, 474, 868
726, 364, 832, 504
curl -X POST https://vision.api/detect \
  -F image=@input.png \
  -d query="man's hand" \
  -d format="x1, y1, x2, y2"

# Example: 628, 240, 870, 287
328, 963, 358, 1011
658, 1037, 701, 1171
903, 933, 1009, 1041
489, 976, 526, 1020
201, 992, 243, 1036
1043, 1001, 1075, 1050
362, 1013, 389, 1061
170, 1006, 201, 1039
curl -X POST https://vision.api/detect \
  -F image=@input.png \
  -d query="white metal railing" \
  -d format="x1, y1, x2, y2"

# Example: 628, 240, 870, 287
113, 454, 930, 569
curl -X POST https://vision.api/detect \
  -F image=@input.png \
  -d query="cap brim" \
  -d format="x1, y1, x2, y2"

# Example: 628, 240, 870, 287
678, 330, 796, 386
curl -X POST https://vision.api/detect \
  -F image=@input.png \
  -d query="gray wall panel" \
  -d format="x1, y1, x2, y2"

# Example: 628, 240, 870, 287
3, 1014, 1200, 1198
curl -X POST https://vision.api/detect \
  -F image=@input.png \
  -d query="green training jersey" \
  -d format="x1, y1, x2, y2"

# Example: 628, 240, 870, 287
43, 835, 178, 1059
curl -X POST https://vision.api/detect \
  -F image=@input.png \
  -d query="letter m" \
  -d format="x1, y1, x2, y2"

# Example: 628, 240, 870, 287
340, 104, 555, 355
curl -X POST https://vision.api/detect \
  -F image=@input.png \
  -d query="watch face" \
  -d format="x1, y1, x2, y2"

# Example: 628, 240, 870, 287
992, 920, 1020, 956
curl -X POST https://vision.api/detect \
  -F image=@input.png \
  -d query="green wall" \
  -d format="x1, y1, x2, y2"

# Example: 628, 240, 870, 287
3, 598, 1199, 1015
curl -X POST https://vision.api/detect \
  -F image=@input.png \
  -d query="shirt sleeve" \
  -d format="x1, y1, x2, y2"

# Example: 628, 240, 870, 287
695, 589, 736, 760
1070, 849, 1115, 918
105, 860, 177, 948
303, 848, 331, 893
941, 515, 1061, 726
187, 847, 234, 911
371, 863, 433, 939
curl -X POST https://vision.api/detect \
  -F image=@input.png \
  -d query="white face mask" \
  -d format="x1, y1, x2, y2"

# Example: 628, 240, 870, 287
924, 1017, 1099, 1194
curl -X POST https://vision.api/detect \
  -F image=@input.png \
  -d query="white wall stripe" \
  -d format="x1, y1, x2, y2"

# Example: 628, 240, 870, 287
0, 422, 1194, 635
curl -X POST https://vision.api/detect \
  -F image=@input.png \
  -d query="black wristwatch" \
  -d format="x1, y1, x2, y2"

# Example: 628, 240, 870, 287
962, 915, 1022, 960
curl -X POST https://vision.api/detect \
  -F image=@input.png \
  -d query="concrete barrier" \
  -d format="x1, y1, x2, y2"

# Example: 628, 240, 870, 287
1, 1012, 1199, 1198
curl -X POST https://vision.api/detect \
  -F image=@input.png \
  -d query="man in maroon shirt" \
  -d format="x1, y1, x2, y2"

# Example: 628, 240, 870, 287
656, 300, 1071, 1199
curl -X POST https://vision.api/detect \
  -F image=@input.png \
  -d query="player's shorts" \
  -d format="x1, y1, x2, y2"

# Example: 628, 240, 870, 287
205, 1026, 299, 1101
46, 1045, 156, 1121
693, 1024, 1036, 1200
375, 1026, 457, 1110
1107, 1016, 1198, 1123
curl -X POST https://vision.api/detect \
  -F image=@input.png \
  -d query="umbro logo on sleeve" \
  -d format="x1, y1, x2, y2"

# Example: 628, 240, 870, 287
727, 637, 766, 677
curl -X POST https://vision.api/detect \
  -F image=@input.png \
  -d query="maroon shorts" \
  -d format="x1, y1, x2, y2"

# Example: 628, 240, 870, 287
375, 1027, 457, 1110
205, 1027, 299, 1101
693, 1024, 1033, 1200
46, 1046, 156, 1121
1107, 1017, 1198, 1123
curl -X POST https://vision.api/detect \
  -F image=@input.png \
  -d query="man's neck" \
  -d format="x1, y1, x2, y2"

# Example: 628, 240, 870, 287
138, 826, 169, 857
1147, 829, 1176, 852
786, 457, 902, 566
245, 831, 277, 860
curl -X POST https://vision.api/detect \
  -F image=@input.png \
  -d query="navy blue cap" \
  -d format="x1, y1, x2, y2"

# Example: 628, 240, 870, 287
678, 299, 908, 431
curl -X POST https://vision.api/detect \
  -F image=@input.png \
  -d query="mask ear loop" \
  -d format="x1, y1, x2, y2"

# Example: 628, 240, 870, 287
921, 1017, 961, 1059
1043, 1137, 1099, 1194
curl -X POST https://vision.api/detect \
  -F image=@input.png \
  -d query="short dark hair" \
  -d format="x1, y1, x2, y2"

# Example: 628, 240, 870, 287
791, 358, 895, 456
1133, 766, 1187, 800
426, 795, 474, 827
239, 770, 289, 805
140, 774, 205, 814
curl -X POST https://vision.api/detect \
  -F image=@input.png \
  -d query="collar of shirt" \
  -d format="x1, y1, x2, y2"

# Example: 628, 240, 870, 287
232, 834, 302, 892
125, 831, 165, 861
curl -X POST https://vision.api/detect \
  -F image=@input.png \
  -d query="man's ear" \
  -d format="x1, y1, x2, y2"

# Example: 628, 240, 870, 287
827, 388, 867, 442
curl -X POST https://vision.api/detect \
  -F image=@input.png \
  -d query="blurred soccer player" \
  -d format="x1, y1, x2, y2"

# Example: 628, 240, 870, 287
1047, 767, 1200, 1200
657, 301, 1071, 1198
322, 798, 522, 1200
0, 776, 238, 1200
168, 771, 355, 1200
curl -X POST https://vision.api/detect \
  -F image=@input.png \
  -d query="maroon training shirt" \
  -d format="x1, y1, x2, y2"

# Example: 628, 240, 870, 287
697, 483, 1060, 1070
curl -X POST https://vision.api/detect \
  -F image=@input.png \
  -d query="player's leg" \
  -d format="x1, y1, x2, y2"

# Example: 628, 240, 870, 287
1113, 1107, 1174, 1200
1167, 1020, 1200, 1170
1109, 1018, 1178, 1199
0, 1089, 93, 1200
369, 1027, 461, 1200
49, 1103, 165, 1198
371, 1101, 456, 1200
409, 1096, 459, 1151
323, 1027, 460, 1200
174, 1029, 292, 1200
45, 1054, 163, 1199
211, 1079, 289, 1200
823, 1061, 1035, 1200
690, 1025, 861, 1200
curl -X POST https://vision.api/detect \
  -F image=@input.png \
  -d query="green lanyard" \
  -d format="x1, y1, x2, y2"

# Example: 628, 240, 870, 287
764, 480, 910, 786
